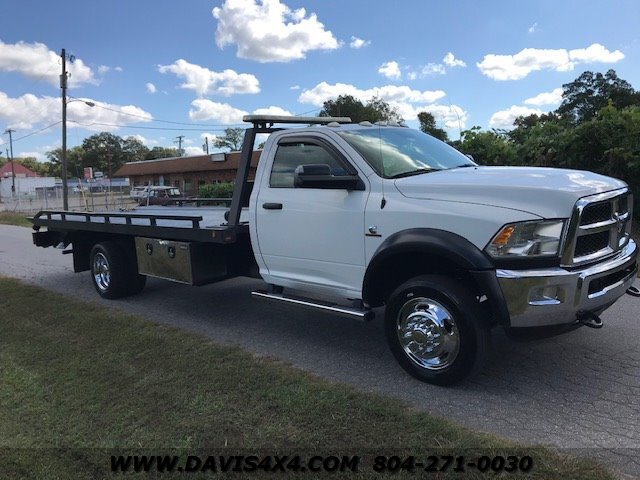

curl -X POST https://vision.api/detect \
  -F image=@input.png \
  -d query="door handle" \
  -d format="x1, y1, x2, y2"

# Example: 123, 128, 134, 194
262, 202, 283, 210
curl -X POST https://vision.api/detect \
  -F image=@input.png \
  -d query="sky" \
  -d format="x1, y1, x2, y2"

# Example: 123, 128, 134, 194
1, 0, 639, 162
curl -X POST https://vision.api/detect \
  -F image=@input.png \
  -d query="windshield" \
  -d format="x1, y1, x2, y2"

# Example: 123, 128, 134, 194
338, 128, 474, 178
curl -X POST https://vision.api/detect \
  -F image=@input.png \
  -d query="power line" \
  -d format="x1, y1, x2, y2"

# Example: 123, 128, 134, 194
11, 121, 62, 142
66, 119, 235, 132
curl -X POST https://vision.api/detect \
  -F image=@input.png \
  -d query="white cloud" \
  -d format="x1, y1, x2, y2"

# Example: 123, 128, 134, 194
299, 82, 449, 125
478, 43, 625, 80
289, 85, 301, 90
146, 82, 158, 94
189, 99, 294, 123
189, 99, 248, 124
158, 59, 260, 97
569, 43, 625, 64
0, 91, 152, 132
524, 87, 563, 106
443, 52, 466, 68
528, 22, 538, 34
126, 134, 158, 146
378, 61, 401, 80
350, 36, 370, 49
0, 40, 96, 87
252, 106, 294, 116
98, 65, 110, 75
201, 132, 219, 143
212, 0, 339, 62
299, 81, 446, 106
184, 146, 207, 156
489, 105, 543, 128
16, 151, 46, 162
421, 104, 468, 130
114, 66, 123, 72
421, 63, 446, 76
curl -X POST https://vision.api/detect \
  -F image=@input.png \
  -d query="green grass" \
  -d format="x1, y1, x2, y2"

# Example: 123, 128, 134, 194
0, 277, 613, 479
0, 211, 31, 227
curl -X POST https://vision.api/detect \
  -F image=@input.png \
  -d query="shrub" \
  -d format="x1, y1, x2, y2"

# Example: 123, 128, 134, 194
198, 182, 234, 198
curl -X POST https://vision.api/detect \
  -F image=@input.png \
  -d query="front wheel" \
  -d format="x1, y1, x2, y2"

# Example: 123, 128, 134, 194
385, 275, 489, 386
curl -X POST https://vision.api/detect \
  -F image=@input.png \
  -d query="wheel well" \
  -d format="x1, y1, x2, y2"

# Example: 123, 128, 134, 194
71, 233, 138, 273
364, 252, 496, 323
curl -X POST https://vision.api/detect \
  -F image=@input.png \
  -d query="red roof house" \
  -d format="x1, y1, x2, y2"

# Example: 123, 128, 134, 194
0, 162, 38, 178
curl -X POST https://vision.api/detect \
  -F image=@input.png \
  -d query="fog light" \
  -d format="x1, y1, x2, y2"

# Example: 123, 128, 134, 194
529, 286, 563, 306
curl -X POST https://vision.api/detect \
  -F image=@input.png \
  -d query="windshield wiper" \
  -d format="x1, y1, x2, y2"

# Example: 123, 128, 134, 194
451, 163, 476, 169
389, 168, 439, 179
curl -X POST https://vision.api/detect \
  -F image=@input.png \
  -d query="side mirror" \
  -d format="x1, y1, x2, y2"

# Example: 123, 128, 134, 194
293, 164, 364, 190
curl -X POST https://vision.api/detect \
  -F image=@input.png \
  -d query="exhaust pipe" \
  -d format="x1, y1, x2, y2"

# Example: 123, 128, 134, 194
627, 285, 640, 298
576, 310, 604, 329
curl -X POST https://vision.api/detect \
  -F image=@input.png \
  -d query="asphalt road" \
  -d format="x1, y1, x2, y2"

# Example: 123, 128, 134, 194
1, 224, 639, 478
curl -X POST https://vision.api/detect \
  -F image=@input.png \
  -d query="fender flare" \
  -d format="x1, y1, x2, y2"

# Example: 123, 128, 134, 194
362, 228, 510, 325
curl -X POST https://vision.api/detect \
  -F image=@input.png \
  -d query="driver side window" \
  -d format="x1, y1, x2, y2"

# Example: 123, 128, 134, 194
270, 141, 348, 188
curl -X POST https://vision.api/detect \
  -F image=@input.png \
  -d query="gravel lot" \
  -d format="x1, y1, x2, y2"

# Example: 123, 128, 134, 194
1, 224, 639, 478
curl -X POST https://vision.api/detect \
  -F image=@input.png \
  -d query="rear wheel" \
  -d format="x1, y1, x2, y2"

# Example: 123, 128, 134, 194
385, 275, 489, 385
90, 242, 146, 299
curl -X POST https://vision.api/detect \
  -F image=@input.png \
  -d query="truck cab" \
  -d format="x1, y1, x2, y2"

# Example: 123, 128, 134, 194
246, 116, 637, 384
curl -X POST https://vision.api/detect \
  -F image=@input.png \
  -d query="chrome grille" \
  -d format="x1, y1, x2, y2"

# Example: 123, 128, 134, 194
574, 230, 610, 257
562, 189, 633, 267
580, 202, 612, 225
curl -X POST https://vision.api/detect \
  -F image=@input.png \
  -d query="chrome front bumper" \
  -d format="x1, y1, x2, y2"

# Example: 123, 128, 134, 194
497, 240, 638, 328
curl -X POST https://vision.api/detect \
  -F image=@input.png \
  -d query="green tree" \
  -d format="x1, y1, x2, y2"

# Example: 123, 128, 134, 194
417, 111, 449, 142
145, 146, 179, 160
122, 136, 149, 162
45, 146, 84, 178
14, 157, 50, 176
213, 128, 244, 152
459, 126, 516, 165
81, 132, 125, 176
556, 69, 640, 123
319, 95, 402, 123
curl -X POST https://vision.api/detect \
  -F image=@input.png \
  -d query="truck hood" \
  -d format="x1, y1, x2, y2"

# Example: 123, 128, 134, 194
393, 166, 627, 219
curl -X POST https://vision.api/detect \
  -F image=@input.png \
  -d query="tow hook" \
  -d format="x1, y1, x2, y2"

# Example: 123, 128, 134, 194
626, 285, 640, 298
577, 310, 604, 329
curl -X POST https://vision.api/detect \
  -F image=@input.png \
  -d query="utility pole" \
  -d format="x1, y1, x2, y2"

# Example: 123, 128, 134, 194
4, 129, 16, 195
174, 135, 185, 156
60, 48, 69, 210
203, 136, 209, 154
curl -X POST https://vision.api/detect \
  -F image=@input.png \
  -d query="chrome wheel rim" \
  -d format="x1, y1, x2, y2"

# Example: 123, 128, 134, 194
396, 297, 460, 370
93, 252, 111, 292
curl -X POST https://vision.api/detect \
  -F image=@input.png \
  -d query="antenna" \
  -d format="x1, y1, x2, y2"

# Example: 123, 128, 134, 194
377, 125, 386, 209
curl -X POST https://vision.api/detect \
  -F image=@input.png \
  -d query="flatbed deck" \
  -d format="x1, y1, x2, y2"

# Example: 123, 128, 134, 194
31, 206, 250, 244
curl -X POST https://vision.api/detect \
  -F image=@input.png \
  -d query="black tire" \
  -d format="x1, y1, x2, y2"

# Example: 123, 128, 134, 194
90, 242, 131, 299
385, 275, 489, 386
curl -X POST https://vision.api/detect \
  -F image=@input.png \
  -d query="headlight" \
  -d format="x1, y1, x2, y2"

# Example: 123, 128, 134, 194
485, 220, 565, 257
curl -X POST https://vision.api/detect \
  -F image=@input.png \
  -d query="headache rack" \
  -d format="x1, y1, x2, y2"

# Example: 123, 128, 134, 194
224, 115, 352, 231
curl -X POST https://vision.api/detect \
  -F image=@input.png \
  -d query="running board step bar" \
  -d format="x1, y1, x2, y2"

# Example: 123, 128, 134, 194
252, 290, 374, 322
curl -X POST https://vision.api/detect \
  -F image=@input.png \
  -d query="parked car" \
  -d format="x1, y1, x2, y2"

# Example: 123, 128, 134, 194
137, 186, 186, 206
130, 186, 150, 200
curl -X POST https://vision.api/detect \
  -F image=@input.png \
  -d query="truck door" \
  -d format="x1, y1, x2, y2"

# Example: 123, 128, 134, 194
255, 134, 368, 297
